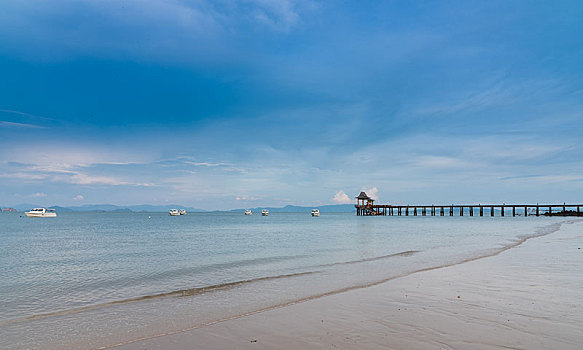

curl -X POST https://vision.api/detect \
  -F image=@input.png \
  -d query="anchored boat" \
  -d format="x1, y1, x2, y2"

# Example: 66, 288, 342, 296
25, 208, 57, 218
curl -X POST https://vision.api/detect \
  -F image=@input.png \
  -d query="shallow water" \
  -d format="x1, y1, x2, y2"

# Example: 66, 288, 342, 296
0, 211, 564, 349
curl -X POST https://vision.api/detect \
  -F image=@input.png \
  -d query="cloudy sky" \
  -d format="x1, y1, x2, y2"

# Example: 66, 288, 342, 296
1, 0, 582, 209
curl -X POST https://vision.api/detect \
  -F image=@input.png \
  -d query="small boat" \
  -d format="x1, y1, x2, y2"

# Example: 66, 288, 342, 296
179, 209, 187, 215
311, 209, 320, 217
169, 209, 180, 216
25, 208, 57, 218
245, 209, 252, 215
261, 209, 269, 216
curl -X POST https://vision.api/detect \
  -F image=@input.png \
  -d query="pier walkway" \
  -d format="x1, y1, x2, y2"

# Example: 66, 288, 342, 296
354, 192, 581, 217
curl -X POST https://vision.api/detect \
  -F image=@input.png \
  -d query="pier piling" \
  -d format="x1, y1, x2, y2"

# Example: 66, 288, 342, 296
353, 193, 580, 218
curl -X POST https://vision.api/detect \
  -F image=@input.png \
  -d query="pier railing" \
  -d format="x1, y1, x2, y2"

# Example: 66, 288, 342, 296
355, 203, 582, 216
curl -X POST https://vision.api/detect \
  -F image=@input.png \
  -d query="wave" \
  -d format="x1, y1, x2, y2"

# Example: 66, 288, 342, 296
305, 250, 420, 269
0, 249, 420, 327
100, 220, 575, 350
76, 254, 312, 292
0, 270, 318, 327
4, 220, 575, 341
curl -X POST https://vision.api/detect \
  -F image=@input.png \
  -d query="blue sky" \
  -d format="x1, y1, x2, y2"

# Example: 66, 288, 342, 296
1, 0, 582, 209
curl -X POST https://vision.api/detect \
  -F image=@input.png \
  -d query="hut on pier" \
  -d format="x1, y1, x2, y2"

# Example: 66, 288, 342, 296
355, 191, 384, 215
356, 191, 374, 207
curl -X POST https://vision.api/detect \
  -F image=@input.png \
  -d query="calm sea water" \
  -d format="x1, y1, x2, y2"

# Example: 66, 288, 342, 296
0, 211, 564, 349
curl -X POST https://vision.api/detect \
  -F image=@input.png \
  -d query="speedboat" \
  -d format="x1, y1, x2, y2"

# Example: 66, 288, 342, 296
169, 209, 180, 216
245, 209, 252, 215
179, 209, 186, 215
311, 209, 320, 217
25, 208, 57, 218
261, 209, 269, 216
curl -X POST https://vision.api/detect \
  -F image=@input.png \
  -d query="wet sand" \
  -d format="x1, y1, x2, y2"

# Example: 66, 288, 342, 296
114, 220, 583, 350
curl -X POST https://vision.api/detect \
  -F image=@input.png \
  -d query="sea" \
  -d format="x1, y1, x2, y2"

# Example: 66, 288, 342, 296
0, 211, 567, 349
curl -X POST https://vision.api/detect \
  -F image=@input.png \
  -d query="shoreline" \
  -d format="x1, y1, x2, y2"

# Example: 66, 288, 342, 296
113, 219, 583, 349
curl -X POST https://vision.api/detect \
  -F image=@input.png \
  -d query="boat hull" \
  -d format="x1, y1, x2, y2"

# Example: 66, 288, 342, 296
25, 212, 57, 218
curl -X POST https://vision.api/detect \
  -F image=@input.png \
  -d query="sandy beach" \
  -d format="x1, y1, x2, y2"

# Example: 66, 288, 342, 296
112, 219, 583, 350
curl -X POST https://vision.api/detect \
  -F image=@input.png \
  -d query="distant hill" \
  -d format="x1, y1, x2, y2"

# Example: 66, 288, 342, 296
67, 204, 122, 212
231, 204, 355, 213
5, 203, 355, 213
48, 205, 74, 212
9, 204, 43, 212
6, 203, 206, 213
123, 204, 206, 212
67, 204, 207, 212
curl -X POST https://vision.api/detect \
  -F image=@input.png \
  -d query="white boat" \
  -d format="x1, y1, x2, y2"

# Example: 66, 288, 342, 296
25, 208, 57, 218
179, 209, 186, 215
311, 209, 320, 217
245, 209, 252, 215
261, 209, 269, 216
169, 209, 180, 216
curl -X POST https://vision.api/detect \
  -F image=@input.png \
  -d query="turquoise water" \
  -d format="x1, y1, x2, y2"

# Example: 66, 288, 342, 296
0, 211, 563, 349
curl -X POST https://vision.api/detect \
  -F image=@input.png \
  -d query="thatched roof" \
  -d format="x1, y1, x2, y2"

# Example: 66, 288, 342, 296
356, 191, 372, 200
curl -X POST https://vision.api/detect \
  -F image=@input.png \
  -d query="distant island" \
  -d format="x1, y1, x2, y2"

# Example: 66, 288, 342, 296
0, 203, 355, 213
230, 204, 355, 213
544, 210, 583, 217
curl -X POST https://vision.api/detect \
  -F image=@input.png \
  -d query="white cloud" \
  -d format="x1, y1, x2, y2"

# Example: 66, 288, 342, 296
0, 172, 47, 180
0, 167, 152, 187
332, 190, 352, 204
0, 0, 318, 63
248, 0, 303, 31
413, 156, 466, 169
183, 161, 228, 167
0, 146, 157, 188
362, 187, 379, 201
235, 195, 261, 201
0, 121, 45, 129
0, 146, 150, 170
30, 192, 47, 198
67, 173, 153, 187
500, 175, 583, 184
73, 195, 84, 201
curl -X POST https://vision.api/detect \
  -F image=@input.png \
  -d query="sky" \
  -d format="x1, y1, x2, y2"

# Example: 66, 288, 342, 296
1, 0, 582, 210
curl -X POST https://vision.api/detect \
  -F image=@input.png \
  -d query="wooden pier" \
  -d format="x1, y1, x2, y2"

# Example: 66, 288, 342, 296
354, 192, 581, 217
